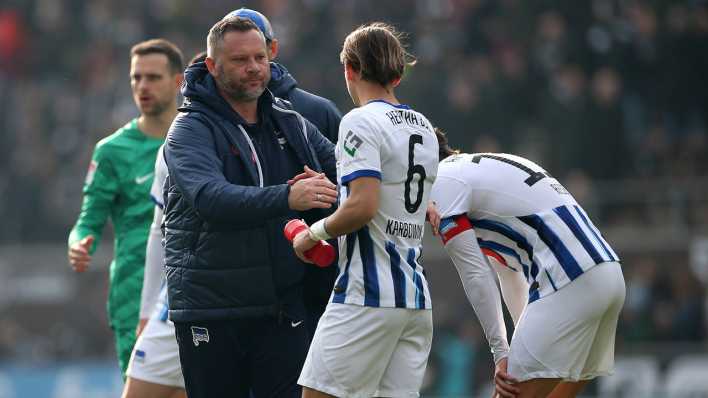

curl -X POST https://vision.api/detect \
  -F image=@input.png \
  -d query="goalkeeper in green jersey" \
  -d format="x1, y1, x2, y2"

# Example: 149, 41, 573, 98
68, 39, 184, 376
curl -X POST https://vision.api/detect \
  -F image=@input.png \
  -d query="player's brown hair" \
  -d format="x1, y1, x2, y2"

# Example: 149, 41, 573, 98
130, 38, 184, 74
435, 127, 459, 161
207, 17, 263, 58
340, 22, 416, 87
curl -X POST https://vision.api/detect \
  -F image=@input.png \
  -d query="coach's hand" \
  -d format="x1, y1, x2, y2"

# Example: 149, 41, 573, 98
494, 357, 520, 397
287, 165, 321, 185
68, 235, 94, 273
292, 230, 317, 264
288, 174, 337, 211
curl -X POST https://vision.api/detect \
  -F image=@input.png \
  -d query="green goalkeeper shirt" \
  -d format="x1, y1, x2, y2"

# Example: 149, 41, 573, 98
69, 119, 164, 330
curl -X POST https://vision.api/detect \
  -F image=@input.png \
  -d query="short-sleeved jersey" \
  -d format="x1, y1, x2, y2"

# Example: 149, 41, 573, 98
150, 145, 168, 209
68, 119, 165, 329
332, 100, 439, 309
431, 153, 619, 303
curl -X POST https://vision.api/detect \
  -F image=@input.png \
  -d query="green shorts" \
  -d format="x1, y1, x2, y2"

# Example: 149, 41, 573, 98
113, 327, 137, 378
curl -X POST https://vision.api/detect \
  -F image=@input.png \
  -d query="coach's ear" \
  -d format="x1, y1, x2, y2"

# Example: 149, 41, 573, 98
205, 56, 217, 77
268, 39, 279, 60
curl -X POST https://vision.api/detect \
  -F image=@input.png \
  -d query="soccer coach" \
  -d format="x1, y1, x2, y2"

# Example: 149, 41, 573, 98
162, 16, 337, 398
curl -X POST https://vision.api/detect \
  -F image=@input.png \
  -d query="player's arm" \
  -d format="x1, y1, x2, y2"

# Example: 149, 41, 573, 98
137, 148, 167, 336
293, 177, 378, 261
67, 145, 118, 272
137, 205, 163, 336
440, 215, 510, 365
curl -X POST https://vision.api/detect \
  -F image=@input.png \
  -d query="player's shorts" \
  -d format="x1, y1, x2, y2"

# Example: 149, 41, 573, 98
298, 303, 433, 398
126, 318, 185, 388
508, 261, 625, 382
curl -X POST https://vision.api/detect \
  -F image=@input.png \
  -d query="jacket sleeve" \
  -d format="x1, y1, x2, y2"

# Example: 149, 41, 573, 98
68, 143, 119, 253
305, 118, 337, 185
165, 114, 291, 225
323, 99, 342, 144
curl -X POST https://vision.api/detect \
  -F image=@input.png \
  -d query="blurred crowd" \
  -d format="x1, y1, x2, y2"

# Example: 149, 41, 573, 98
1, 0, 707, 240
1, 0, 707, 395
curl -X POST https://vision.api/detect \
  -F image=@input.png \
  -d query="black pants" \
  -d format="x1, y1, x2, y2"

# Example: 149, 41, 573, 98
174, 316, 309, 398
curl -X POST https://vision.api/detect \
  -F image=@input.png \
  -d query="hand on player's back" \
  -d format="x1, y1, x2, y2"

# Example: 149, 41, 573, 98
68, 235, 94, 273
288, 170, 337, 211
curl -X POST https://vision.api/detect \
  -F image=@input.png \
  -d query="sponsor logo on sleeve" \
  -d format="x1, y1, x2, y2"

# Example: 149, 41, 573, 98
343, 130, 363, 156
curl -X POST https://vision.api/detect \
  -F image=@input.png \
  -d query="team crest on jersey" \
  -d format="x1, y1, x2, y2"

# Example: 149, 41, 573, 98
191, 326, 210, 346
85, 160, 98, 185
343, 130, 363, 156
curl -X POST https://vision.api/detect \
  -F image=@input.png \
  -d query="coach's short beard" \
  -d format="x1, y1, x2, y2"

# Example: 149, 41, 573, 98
216, 68, 269, 103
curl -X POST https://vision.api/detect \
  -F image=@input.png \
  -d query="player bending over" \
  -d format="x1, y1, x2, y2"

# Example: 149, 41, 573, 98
430, 130, 625, 398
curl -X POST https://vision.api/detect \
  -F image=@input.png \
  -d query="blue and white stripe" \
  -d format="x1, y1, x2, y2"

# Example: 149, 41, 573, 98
332, 228, 431, 309
472, 204, 618, 303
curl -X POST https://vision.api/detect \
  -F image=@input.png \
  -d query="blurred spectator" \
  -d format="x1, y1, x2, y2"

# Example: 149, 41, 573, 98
1, 0, 707, 242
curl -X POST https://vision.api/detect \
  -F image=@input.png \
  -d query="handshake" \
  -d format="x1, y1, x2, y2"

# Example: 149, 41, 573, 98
286, 166, 338, 211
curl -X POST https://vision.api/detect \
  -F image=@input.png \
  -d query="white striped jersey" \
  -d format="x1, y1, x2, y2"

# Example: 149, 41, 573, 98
431, 153, 619, 303
149, 144, 167, 209
144, 145, 170, 323
332, 100, 438, 309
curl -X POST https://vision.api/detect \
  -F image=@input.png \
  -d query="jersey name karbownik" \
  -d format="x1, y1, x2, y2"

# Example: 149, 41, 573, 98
385, 219, 424, 240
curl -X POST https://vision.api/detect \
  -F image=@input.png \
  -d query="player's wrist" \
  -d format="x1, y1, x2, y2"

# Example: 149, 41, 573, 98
309, 218, 332, 241
493, 351, 509, 365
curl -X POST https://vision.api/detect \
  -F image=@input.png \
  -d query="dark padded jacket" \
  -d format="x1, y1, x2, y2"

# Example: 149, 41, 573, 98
268, 62, 342, 321
163, 62, 336, 322
269, 62, 342, 144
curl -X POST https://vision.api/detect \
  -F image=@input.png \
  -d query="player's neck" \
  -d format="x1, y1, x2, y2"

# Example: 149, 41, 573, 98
355, 81, 399, 107
138, 108, 177, 139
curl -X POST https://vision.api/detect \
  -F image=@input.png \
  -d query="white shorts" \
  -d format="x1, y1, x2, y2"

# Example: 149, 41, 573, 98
508, 261, 625, 382
126, 318, 185, 388
298, 303, 433, 398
